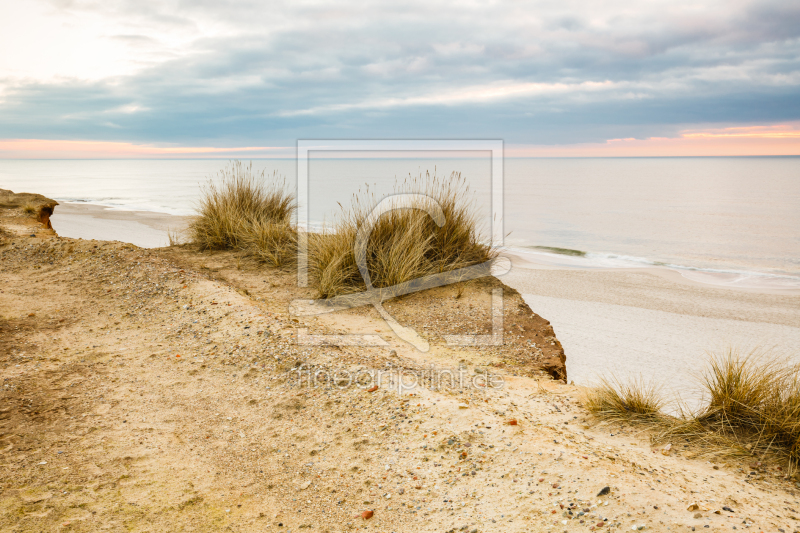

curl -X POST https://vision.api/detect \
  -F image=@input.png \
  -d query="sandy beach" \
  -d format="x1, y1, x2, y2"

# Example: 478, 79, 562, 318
51, 203, 190, 249
501, 252, 800, 403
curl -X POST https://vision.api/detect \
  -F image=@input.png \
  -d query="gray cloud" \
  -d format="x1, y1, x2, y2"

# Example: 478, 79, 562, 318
3, 0, 799, 145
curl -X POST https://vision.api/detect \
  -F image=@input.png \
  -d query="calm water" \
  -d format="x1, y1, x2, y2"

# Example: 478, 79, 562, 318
1, 157, 799, 281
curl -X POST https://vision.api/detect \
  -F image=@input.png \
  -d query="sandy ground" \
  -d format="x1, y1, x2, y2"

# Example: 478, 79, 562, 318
50, 203, 190, 249
501, 256, 800, 402
2, 205, 800, 532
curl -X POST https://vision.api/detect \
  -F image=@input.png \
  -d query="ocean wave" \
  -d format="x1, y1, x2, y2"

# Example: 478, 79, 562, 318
55, 198, 194, 217
506, 246, 800, 289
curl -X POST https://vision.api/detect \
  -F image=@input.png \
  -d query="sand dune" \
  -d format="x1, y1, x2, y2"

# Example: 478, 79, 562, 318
3, 198, 800, 532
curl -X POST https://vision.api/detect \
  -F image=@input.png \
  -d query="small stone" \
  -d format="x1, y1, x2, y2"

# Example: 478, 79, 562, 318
722, 506, 734, 513
361, 510, 374, 519
367, 385, 378, 393
693, 512, 703, 519
597, 486, 610, 496
687, 504, 699, 511
507, 419, 518, 426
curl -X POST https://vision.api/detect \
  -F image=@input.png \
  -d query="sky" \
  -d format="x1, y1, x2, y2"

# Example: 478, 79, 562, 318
1, 0, 799, 157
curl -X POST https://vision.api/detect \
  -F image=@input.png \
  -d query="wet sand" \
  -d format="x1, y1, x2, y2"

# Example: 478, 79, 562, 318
51, 202, 190, 248
501, 253, 800, 399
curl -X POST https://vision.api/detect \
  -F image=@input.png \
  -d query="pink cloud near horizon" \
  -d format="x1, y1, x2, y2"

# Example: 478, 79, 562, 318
2, 124, 800, 159
507, 124, 800, 157
0, 139, 292, 159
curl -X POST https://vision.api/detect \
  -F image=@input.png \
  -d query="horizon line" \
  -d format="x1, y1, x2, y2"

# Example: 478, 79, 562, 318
2, 124, 800, 158
2, 154, 800, 161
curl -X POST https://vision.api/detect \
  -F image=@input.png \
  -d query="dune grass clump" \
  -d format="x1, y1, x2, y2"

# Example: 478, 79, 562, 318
241, 216, 298, 268
585, 350, 800, 467
307, 172, 496, 299
583, 377, 668, 425
689, 351, 800, 463
189, 161, 297, 267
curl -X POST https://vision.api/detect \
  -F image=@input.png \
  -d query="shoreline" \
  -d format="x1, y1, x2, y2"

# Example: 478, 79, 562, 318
53, 201, 800, 292
51, 202, 190, 248
504, 247, 800, 293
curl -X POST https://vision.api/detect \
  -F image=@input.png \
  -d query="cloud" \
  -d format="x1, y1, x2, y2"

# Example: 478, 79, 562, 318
0, 138, 291, 158
507, 122, 800, 156
0, 0, 798, 148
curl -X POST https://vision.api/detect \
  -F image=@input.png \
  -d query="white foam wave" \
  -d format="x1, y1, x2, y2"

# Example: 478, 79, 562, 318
505, 246, 800, 290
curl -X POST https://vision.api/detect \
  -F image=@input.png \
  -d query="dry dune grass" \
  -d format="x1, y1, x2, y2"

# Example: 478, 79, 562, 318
307, 172, 496, 298
189, 164, 496, 298
666, 351, 800, 464
585, 350, 800, 467
582, 376, 666, 425
188, 161, 297, 268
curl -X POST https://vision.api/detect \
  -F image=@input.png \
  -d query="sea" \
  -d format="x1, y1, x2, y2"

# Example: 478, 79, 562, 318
1, 156, 798, 288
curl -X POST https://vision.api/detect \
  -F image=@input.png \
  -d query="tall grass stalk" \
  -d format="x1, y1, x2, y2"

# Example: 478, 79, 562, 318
167, 228, 181, 246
